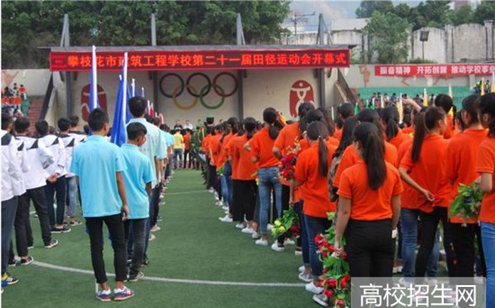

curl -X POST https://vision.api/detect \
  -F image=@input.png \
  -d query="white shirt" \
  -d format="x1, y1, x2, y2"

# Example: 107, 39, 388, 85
1, 130, 25, 201
16, 135, 55, 190
58, 133, 78, 178
38, 134, 67, 177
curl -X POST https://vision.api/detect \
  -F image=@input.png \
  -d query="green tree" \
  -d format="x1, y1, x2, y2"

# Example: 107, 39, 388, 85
445, 5, 474, 26
363, 11, 411, 64
1, 0, 290, 69
473, 0, 495, 25
355, 0, 393, 18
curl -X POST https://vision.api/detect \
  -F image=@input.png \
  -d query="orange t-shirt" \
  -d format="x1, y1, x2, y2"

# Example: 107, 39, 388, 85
18, 87, 26, 94
338, 161, 403, 221
183, 133, 191, 150
2, 97, 9, 104
443, 114, 455, 139
250, 127, 279, 169
333, 141, 398, 188
231, 135, 258, 180
400, 134, 451, 213
445, 128, 487, 223
402, 126, 414, 135
202, 134, 212, 158
476, 137, 495, 223
397, 139, 418, 209
334, 128, 343, 141
274, 122, 300, 186
216, 133, 234, 170
389, 130, 412, 151
209, 134, 222, 167
295, 142, 337, 218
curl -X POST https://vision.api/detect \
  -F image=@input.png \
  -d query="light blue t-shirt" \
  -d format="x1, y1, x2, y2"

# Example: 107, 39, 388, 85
127, 118, 166, 186
120, 143, 153, 219
70, 135, 125, 218
164, 132, 174, 148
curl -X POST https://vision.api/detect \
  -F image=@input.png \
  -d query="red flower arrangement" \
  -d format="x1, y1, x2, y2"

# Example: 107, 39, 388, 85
314, 213, 351, 307
278, 140, 301, 181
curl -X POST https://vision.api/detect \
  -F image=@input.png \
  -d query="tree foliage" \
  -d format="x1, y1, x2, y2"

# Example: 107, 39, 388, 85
1, 0, 290, 69
357, 0, 494, 31
363, 11, 411, 64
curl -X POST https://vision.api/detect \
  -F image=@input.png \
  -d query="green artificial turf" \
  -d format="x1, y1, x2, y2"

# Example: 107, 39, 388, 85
2, 169, 312, 308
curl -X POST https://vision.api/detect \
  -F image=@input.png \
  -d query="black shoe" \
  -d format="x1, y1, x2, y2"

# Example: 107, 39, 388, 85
20, 256, 34, 266
51, 226, 71, 234
141, 259, 149, 267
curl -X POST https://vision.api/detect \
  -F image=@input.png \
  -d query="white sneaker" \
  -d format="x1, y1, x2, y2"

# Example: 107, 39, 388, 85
216, 200, 223, 206
426, 278, 438, 286
235, 223, 245, 229
305, 282, 323, 294
255, 239, 268, 246
241, 227, 254, 234
208, 188, 214, 193
150, 225, 161, 232
271, 242, 285, 252
298, 265, 305, 273
294, 250, 302, 256
149, 233, 156, 241
251, 232, 260, 239
398, 277, 413, 287
475, 275, 484, 284
219, 215, 233, 223
299, 271, 313, 283
312, 293, 329, 307
284, 238, 295, 246
221, 205, 229, 210
267, 224, 274, 231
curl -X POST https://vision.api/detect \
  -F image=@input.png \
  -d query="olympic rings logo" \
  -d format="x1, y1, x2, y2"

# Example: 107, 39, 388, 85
159, 72, 238, 110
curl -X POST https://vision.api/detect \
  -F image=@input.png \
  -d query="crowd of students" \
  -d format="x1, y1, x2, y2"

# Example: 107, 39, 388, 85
2, 92, 495, 305
198, 92, 495, 306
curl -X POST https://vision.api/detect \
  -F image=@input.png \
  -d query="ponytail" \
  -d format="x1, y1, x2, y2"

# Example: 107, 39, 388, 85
353, 123, 386, 190
243, 117, 257, 140
479, 93, 495, 137
411, 107, 446, 163
382, 106, 400, 141
263, 107, 281, 140
306, 121, 329, 177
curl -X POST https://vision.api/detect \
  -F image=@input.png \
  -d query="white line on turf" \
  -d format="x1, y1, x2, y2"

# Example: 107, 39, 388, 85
33, 261, 305, 288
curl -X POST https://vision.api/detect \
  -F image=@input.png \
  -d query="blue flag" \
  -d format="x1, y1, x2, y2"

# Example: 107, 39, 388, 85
110, 53, 129, 146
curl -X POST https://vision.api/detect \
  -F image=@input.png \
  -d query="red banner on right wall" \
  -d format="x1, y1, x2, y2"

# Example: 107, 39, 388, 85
375, 64, 495, 76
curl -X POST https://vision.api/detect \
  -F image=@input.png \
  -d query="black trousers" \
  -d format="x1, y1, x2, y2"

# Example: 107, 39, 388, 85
234, 180, 257, 221
183, 149, 192, 168
346, 219, 395, 278
86, 214, 127, 283
150, 185, 162, 227
450, 222, 486, 284
415, 207, 456, 283
20, 187, 52, 246
45, 176, 67, 226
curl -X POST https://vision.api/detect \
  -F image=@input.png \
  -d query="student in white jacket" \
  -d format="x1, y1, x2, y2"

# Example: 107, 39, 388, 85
35, 120, 70, 233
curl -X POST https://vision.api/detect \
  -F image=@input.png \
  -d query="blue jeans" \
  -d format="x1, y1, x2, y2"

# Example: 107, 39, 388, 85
173, 148, 183, 169
66, 176, 78, 217
257, 166, 282, 235
124, 218, 147, 276
305, 215, 331, 279
294, 201, 310, 267
2, 197, 18, 274
482, 222, 495, 308
400, 208, 439, 281
220, 162, 232, 206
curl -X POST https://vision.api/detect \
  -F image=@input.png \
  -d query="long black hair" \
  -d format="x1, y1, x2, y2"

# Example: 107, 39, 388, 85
353, 122, 387, 190
356, 108, 384, 137
306, 121, 330, 176
334, 116, 359, 159
479, 93, 495, 137
435, 94, 456, 130
243, 117, 257, 140
461, 94, 481, 127
263, 107, 282, 140
381, 106, 400, 141
317, 106, 335, 136
411, 106, 445, 163
297, 102, 316, 137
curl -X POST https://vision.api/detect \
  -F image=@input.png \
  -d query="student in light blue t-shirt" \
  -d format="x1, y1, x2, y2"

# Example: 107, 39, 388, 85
70, 109, 133, 302
120, 122, 153, 282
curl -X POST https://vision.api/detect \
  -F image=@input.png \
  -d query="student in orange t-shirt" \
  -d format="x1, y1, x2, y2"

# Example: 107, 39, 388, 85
218, 117, 239, 223
334, 122, 402, 279
333, 109, 398, 190
333, 103, 355, 141
476, 93, 495, 307
249, 107, 284, 246
445, 94, 487, 286
381, 106, 412, 150
272, 102, 313, 252
231, 117, 259, 236
294, 121, 336, 293
434, 94, 457, 139
398, 107, 455, 285
183, 129, 191, 169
